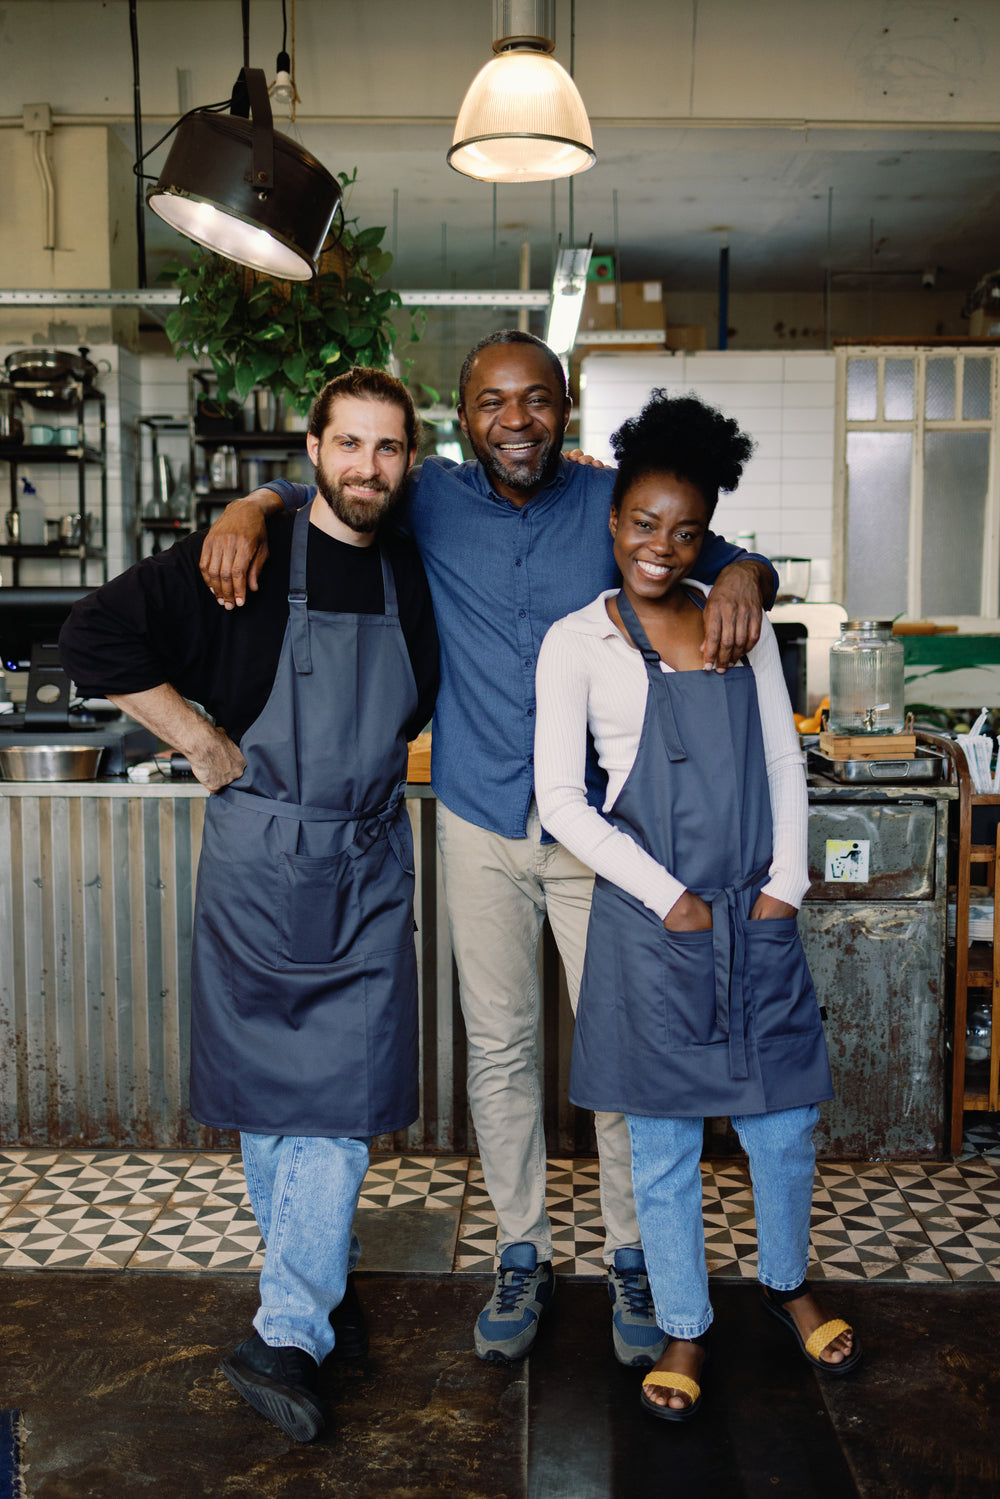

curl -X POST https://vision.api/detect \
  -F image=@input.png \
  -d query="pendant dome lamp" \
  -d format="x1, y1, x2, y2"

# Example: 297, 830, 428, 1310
448, 0, 596, 184
146, 6, 340, 280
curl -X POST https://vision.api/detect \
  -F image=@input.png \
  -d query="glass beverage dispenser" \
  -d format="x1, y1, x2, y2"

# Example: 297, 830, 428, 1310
828, 620, 905, 734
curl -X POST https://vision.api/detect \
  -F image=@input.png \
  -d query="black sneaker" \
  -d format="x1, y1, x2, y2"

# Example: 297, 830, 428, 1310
327, 1273, 369, 1360
220, 1333, 327, 1442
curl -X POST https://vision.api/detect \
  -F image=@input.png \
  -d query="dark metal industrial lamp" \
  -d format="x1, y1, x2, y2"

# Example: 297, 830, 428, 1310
146, 7, 340, 280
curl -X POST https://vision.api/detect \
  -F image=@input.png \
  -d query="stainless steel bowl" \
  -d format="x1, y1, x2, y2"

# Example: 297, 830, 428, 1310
0, 745, 103, 781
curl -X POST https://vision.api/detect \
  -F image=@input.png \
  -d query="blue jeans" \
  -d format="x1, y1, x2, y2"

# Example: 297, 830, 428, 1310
626, 1104, 819, 1340
241, 1132, 368, 1363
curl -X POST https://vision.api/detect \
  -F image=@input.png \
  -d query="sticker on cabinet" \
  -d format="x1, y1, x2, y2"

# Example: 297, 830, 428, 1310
825, 839, 870, 882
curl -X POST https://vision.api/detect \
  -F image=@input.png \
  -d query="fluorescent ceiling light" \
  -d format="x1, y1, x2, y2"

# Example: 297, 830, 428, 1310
545, 245, 592, 355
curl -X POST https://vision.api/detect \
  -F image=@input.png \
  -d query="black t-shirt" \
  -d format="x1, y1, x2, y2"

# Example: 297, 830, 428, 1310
59, 513, 439, 745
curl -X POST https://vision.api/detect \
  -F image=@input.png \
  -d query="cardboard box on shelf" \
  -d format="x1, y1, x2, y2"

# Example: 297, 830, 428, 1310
665, 324, 707, 351
620, 281, 665, 331
579, 280, 666, 333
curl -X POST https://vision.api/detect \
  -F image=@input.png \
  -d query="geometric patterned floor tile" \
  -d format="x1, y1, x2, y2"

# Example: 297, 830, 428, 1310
3, 1146, 1000, 1283
0, 1150, 63, 1215
959, 1115, 1000, 1158
454, 1159, 609, 1274
0, 1201, 160, 1269
454, 1160, 500, 1273
807, 1161, 948, 1283
126, 1204, 263, 1272
19, 1151, 196, 1209
358, 1155, 469, 1211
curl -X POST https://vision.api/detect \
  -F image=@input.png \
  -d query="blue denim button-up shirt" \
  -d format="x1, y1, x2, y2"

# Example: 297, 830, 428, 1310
270, 456, 766, 838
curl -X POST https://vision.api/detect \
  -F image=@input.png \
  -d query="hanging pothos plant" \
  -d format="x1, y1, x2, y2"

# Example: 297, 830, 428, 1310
162, 169, 417, 416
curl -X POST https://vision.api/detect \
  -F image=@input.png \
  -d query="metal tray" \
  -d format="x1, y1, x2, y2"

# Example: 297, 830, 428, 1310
807, 748, 947, 783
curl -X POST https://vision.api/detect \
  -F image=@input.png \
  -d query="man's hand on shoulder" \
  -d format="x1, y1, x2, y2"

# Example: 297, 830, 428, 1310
199, 488, 284, 609
701, 559, 770, 673
565, 449, 612, 468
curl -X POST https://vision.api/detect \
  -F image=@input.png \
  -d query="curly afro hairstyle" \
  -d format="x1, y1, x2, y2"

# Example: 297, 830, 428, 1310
610, 391, 755, 522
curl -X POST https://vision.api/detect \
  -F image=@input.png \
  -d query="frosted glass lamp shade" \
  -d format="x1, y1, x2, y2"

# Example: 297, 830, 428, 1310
448, 51, 596, 183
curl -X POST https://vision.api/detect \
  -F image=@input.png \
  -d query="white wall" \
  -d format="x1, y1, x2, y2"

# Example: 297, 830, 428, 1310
580, 350, 836, 602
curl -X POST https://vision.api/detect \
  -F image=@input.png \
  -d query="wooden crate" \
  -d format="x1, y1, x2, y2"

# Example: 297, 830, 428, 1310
406, 732, 432, 783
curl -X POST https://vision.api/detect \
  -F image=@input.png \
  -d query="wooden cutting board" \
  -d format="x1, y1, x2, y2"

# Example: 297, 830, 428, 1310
818, 731, 916, 760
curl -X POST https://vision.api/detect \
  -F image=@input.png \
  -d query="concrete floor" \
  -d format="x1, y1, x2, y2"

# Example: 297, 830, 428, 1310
3, 1272, 1000, 1498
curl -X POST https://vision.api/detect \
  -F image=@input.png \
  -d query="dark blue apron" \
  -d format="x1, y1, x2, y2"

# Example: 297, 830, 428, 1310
189, 501, 420, 1136
570, 589, 832, 1119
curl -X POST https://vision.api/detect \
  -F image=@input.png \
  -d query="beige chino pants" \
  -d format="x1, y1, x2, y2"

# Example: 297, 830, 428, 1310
436, 800, 641, 1265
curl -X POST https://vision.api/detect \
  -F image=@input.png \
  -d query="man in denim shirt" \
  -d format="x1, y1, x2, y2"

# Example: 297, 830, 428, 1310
199, 333, 775, 1369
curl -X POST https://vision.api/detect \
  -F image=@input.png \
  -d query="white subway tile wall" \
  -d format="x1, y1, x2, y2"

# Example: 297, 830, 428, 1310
581, 351, 837, 604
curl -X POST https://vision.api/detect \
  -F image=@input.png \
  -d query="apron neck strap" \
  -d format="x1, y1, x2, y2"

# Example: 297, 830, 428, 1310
288, 502, 314, 674
287, 503, 399, 675
615, 590, 687, 763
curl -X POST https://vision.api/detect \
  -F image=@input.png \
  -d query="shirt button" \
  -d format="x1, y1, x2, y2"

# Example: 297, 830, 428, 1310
515, 557, 523, 567
527, 707, 534, 717
524, 658, 532, 667
518, 609, 526, 618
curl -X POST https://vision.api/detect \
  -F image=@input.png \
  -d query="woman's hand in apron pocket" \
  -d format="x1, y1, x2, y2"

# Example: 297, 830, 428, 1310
663, 890, 713, 932
749, 893, 797, 921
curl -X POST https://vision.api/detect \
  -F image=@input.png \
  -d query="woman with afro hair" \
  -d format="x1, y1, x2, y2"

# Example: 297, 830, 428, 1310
534, 390, 861, 1420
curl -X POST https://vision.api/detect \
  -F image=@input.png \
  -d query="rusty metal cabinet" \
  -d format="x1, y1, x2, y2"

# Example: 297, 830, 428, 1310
801, 780, 956, 1159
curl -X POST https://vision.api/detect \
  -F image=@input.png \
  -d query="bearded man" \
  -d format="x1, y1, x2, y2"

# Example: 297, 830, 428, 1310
59, 368, 438, 1443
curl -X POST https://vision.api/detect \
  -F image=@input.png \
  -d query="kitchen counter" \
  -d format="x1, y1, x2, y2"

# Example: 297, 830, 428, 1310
0, 776, 957, 1158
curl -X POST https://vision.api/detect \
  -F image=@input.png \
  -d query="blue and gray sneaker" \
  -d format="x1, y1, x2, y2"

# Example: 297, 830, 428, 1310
474, 1242, 555, 1363
607, 1248, 669, 1368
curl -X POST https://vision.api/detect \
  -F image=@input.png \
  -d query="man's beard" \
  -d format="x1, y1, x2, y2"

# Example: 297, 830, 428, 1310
472, 429, 563, 494
314, 457, 404, 533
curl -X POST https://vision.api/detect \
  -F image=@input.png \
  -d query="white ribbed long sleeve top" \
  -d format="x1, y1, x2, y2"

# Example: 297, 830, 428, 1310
534, 582, 810, 920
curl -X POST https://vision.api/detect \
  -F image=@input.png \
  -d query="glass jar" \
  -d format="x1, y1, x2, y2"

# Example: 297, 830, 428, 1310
828, 620, 905, 734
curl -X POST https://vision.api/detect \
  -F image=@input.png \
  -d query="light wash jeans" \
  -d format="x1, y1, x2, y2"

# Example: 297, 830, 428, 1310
626, 1104, 819, 1339
437, 800, 640, 1265
241, 1132, 368, 1363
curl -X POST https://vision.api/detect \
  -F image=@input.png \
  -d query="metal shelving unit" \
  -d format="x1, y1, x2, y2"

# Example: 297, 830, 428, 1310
0, 383, 107, 585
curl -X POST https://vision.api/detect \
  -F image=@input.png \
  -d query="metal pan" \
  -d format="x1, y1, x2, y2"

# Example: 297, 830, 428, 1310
807, 749, 947, 783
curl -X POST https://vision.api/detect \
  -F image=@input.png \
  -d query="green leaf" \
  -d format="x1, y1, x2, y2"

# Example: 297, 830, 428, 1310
258, 322, 288, 341
346, 325, 374, 349
285, 351, 310, 388
250, 349, 282, 383
234, 363, 257, 403
164, 309, 186, 346
318, 341, 341, 364
366, 250, 393, 281
354, 225, 385, 250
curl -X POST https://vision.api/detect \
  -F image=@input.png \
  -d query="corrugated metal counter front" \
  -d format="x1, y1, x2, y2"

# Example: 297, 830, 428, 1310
0, 782, 462, 1154
0, 779, 957, 1158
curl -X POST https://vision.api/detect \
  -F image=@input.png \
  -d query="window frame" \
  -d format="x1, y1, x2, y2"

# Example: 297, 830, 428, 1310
834, 346, 1000, 624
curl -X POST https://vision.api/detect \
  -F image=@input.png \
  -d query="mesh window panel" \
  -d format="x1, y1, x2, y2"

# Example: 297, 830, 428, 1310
883, 358, 914, 420
962, 357, 992, 420
846, 431, 911, 618
846, 358, 877, 420
925, 358, 956, 419
921, 430, 989, 615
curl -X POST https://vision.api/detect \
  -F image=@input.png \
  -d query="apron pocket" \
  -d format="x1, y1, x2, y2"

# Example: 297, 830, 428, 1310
745, 917, 821, 1037
280, 835, 414, 966
659, 927, 725, 1048
281, 847, 362, 965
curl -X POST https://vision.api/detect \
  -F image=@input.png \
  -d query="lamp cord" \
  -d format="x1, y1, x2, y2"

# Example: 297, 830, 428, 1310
242, 0, 251, 70
128, 0, 147, 287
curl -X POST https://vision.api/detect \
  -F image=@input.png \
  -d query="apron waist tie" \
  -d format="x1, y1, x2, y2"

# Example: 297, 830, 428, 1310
704, 860, 772, 1081
216, 781, 412, 871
